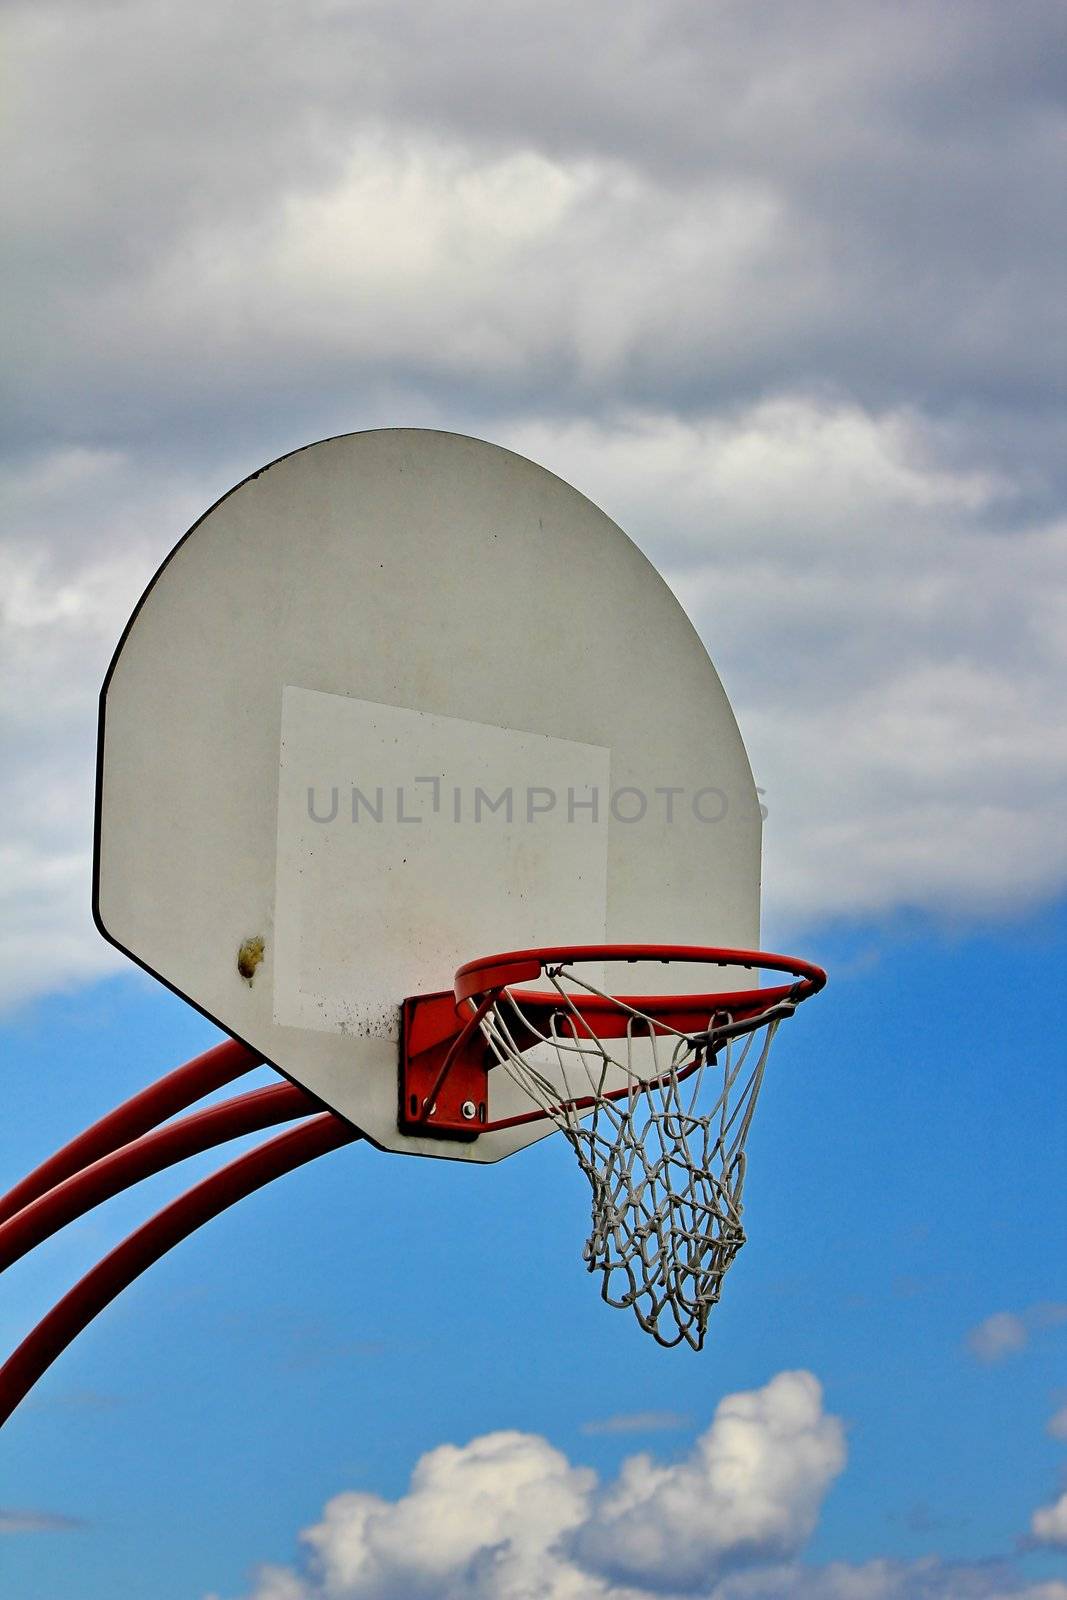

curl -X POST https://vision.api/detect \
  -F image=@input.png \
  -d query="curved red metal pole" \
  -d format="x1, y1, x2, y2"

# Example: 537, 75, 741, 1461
0, 1039, 263, 1226
0, 1082, 319, 1272
0, 1113, 359, 1428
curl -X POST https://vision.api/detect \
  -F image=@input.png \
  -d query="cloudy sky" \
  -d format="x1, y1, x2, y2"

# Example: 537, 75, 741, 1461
1, 1, 1065, 1597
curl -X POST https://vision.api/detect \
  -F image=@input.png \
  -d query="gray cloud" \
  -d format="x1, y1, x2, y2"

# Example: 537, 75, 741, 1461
504, 406, 1067, 929
581, 1411, 692, 1437
709, 1562, 1067, 1600
966, 1303, 1067, 1364
3, 0, 1064, 450
0, 1506, 85, 1533
2, 0, 1065, 1008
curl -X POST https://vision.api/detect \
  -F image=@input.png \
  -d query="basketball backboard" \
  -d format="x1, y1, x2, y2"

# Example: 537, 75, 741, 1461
94, 429, 762, 1162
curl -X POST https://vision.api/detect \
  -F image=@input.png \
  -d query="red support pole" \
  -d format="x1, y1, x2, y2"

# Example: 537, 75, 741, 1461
0, 1039, 263, 1225
0, 1113, 359, 1428
0, 1082, 320, 1272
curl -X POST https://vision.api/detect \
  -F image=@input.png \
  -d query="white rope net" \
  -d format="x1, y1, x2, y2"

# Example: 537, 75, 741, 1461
476, 963, 793, 1350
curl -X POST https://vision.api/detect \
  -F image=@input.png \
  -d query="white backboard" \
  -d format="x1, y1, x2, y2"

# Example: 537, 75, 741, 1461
95, 429, 761, 1160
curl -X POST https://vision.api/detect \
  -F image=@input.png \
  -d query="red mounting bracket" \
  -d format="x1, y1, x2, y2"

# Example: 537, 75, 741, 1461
398, 945, 826, 1143
398, 992, 490, 1140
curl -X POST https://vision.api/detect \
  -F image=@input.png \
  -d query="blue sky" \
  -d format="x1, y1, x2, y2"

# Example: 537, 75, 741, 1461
2, 2, 1066, 1597
2, 911, 1065, 1597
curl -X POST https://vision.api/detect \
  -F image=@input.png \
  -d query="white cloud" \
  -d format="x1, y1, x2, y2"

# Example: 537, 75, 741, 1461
268, 1428, 597, 1600
224, 1372, 844, 1599
206, 1574, 307, 1600
576, 1371, 845, 1589
1031, 1491, 1067, 1548
214, 1371, 1067, 1600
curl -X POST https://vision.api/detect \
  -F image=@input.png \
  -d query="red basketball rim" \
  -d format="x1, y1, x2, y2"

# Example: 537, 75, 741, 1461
454, 944, 827, 1033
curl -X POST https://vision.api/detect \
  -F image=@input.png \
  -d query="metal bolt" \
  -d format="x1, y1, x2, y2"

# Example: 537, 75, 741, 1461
461, 1100, 477, 1120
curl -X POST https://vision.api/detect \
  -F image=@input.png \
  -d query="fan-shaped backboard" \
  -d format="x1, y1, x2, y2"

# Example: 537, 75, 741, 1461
94, 429, 761, 1161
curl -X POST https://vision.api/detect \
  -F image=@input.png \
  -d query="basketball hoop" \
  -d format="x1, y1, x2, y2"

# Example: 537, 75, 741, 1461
403, 946, 825, 1350
0, 429, 826, 1424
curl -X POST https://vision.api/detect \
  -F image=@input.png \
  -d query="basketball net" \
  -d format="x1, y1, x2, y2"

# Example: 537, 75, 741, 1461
476, 964, 791, 1350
